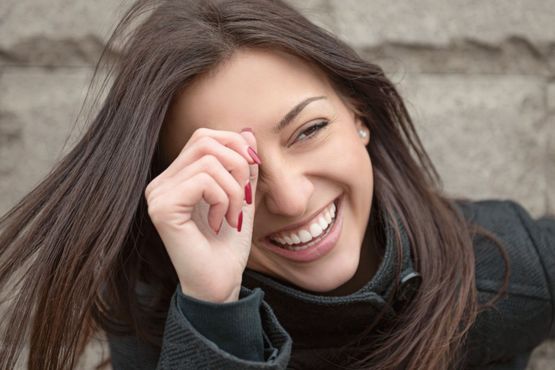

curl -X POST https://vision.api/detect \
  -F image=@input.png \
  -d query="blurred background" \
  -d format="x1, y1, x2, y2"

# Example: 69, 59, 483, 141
1, 0, 554, 368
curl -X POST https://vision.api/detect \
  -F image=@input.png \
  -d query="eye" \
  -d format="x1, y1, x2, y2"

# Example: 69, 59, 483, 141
294, 120, 329, 143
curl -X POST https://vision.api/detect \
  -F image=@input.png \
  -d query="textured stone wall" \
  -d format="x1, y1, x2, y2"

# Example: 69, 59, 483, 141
1, 0, 554, 368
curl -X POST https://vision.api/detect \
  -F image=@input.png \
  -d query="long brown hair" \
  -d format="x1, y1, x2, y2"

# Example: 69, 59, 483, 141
0, 0, 509, 369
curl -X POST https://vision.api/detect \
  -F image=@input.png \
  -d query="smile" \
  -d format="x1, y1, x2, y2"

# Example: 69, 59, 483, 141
269, 201, 337, 250
261, 195, 344, 263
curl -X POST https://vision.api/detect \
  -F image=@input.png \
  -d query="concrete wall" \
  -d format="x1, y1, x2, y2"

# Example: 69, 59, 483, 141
1, 0, 554, 368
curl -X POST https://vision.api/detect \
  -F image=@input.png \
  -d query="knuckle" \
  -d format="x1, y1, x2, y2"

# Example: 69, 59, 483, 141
214, 190, 228, 206
232, 131, 248, 143
191, 127, 209, 140
231, 162, 250, 185
226, 152, 248, 177
196, 127, 210, 136
233, 179, 243, 193
230, 181, 243, 201
240, 159, 250, 177
201, 154, 219, 167
196, 135, 216, 150
144, 185, 155, 201
146, 202, 163, 222
196, 172, 212, 186
145, 178, 164, 199
145, 178, 158, 193
232, 151, 248, 167
220, 193, 230, 206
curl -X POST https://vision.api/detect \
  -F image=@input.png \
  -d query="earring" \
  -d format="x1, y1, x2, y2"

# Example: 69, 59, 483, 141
358, 129, 368, 139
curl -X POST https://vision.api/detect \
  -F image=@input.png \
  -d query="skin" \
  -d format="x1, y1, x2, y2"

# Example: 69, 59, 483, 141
160, 48, 380, 296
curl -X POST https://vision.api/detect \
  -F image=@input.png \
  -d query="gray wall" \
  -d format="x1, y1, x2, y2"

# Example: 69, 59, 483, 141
1, 0, 554, 368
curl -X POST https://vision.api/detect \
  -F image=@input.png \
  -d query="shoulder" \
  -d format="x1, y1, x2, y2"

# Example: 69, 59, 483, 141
453, 199, 555, 366
454, 199, 553, 304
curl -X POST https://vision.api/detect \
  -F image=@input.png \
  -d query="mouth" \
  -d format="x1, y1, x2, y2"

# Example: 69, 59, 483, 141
260, 195, 343, 262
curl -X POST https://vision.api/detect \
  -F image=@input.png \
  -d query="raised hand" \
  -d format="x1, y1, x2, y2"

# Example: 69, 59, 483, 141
144, 128, 260, 303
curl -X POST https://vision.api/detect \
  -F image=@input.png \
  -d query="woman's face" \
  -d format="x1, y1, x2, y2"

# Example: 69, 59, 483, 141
163, 49, 374, 293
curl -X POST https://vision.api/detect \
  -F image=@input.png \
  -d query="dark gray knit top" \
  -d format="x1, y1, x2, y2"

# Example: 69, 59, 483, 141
107, 199, 555, 369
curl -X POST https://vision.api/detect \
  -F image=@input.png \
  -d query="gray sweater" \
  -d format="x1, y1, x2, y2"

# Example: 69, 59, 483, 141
107, 199, 555, 369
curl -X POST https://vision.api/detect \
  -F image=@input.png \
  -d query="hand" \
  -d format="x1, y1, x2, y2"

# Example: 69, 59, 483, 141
144, 128, 260, 303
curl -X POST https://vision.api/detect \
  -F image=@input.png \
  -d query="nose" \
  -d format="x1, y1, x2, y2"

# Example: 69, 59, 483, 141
259, 163, 314, 217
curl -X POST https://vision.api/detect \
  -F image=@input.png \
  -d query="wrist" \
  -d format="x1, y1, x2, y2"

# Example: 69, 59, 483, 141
179, 282, 242, 303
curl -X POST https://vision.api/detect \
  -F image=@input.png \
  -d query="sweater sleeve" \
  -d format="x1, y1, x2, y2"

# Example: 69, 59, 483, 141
108, 285, 292, 370
509, 201, 555, 338
175, 285, 267, 362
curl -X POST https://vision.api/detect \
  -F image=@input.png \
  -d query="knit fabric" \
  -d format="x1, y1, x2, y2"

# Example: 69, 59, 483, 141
176, 286, 266, 361
107, 199, 555, 369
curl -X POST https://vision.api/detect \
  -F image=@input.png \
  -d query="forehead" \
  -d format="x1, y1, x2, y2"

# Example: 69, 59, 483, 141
170, 48, 335, 134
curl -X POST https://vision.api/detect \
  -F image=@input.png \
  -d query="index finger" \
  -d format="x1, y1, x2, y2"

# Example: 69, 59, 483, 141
167, 127, 258, 178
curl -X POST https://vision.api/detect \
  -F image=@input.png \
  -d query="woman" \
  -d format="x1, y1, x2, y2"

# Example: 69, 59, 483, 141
0, 0, 553, 369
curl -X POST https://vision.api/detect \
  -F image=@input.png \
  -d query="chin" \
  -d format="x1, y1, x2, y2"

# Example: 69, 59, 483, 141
293, 254, 361, 293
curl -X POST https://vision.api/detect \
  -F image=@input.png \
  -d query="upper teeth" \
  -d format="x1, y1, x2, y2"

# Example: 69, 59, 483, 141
270, 201, 337, 246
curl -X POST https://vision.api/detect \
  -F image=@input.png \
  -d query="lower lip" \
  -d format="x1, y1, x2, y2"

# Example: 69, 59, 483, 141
262, 196, 343, 263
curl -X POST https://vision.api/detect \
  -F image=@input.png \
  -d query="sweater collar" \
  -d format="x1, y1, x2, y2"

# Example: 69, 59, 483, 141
242, 209, 421, 348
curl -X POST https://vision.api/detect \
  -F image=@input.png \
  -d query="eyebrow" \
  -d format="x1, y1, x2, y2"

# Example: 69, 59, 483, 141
272, 96, 327, 134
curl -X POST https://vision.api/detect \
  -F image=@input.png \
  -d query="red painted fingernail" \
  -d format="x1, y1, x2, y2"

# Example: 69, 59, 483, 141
237, 211, 243, 232
240, 128, 254, 133
247, 147, 262, 165
245, 181, 252, 205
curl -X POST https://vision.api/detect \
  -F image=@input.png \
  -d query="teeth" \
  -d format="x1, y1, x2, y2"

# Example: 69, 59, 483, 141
276, 222, 334, 251
269, 200, 338, 248
318, 216, 327, 229
299, 230, 312, 243
309, 223, 323, 238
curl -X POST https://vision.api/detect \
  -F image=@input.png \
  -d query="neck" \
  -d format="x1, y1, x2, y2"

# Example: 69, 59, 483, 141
319, 222, 383, 296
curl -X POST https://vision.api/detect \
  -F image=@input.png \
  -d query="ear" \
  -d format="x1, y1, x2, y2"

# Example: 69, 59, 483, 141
354, 114, 370, 146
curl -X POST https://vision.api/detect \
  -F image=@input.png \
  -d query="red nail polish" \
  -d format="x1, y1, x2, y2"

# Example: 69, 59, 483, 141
237, 211, 243, 232
245, 182, 252, 205
247, 147, 262, 165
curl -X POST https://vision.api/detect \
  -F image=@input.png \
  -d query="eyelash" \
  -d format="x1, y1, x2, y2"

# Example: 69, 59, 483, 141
294, 120, 329, 143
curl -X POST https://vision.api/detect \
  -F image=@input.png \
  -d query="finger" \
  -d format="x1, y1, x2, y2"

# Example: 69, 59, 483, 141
150, 155, 248, 227
181, 173, 229, 233
169, 154, 245, 228
239, 129, 259, 199
146, 172, 227, 234
160, 135, 251, 184
185, 127, 257, 166
147, 136, 250, 201
239, 128, 257, 152
204, 188, 229, 235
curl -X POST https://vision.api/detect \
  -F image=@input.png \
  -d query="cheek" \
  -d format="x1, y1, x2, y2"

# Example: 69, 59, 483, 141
246, 244, 279, 276
321, 134, 373, 186
245, 252, 261, 271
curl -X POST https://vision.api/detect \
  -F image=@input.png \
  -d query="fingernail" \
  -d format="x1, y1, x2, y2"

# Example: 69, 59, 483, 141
216, 220, 223, 235
237, 211, 243, 232
240, 128, 254, 134
247, 147, 262, 165
245, 181, 252, 205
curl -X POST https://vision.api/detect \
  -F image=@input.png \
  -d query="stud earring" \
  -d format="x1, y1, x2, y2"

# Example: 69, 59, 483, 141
358, 129, 368, 139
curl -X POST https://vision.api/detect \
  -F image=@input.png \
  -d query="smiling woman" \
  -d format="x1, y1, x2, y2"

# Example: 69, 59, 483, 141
162, 49, 376, 294
0, 0, 554, 370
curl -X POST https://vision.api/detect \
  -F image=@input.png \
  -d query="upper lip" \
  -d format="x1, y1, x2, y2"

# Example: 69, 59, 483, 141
263, 196, 340, 239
